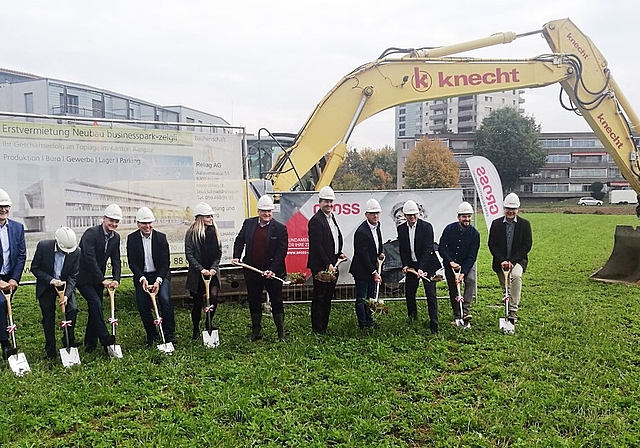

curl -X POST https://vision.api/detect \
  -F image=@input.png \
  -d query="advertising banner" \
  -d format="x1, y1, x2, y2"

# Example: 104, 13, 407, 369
275, 188, 462, 285
466, 156, 504, 232
0, 120, 244, 269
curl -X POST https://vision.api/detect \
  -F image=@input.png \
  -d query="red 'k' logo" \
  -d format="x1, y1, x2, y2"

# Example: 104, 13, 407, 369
412, 67, 432, 92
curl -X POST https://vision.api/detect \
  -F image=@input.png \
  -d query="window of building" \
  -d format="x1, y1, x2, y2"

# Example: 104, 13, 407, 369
484, 96, 492, 102
399, 116, 405, 122
571, 139, 597, 147
546, 154, 571, 163
532, 183, 570, 193
569, 168, 607, 178
609, 167, 621, 177
571, 154, 603, 163
67, 95, 79, 114
541, 139, 571, 148
399, 108, 405, 115
92, 99, 104, 118
399, 131, 405, 137
24, 92, 33, 113
399, 124, 405, 129
402, 142, 409, 150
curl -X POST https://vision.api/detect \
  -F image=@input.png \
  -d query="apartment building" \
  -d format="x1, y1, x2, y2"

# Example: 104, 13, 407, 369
395, 91, 524, 138
397, 131, 630, 201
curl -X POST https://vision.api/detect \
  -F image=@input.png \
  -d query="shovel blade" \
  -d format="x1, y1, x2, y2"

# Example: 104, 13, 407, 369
157, 342, 174, 354
499, 318, 515, 334
107, 344, 123, 358
262, 302, 272, 317
8, 352, 30, 376
60, 347, 81, 367
202, 329, 220, 348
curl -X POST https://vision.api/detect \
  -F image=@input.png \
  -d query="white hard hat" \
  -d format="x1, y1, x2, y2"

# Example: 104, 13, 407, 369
55, 226, 77, 254
0, 189, 12, 206
104, 204, 123, 220
136, 206, 155, 223
457, 201, 474, 215
402, 200, 419, 215
194, 202, 214, 217
364, 198, 382, 213
503, 193, 521, 208
257, 195, 275, 211
318, 186, 336, 201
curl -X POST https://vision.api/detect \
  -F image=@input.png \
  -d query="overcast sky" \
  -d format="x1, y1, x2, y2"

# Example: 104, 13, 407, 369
2, 1, 638, 149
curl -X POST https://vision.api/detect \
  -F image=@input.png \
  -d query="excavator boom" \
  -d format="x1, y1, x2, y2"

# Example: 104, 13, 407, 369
264, 18, 640, 284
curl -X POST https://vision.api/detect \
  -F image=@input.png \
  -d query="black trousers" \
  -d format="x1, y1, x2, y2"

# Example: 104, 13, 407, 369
245, 270, 283, 315
405, 273, 438, 333
310, 273, 338, 333
38, 290, 78, 357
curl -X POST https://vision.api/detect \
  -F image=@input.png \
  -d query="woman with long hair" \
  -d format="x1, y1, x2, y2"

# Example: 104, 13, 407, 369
185, 202, 222, 339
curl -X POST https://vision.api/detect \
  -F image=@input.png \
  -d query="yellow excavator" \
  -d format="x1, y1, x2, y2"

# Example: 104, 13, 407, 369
260, 18, 640, 284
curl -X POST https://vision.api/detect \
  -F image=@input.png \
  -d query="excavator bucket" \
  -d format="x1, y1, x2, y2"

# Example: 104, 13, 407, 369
591, 226, 640, 284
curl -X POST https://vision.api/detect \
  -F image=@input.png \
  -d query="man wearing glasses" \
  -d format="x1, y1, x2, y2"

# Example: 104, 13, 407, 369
0, 189, 26, 359
77, 204, 122, 353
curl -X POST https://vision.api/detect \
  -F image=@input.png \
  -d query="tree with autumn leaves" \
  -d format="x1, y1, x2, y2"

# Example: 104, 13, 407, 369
332, 145, 397, 190
403, 137, 459, 189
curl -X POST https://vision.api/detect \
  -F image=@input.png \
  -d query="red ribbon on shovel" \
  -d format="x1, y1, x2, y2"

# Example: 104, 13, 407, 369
153, 318, 163, 325
60, 320, 73, 328
108, 317, 119, 326
502, 293, 509, 303
6, 324, 16, 334
455, 295, 464, 303
204, 305, 215, 313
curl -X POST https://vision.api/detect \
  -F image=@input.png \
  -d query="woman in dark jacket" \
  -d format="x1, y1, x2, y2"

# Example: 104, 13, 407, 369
185, 202, 222, 339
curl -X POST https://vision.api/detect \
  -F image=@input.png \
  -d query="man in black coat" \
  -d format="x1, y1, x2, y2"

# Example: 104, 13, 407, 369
488, 193, 532, 323
349, 198, 384, 330
77, 204, 122, 353
126, 207, 175, 346
233, 195, 288, 341
397, 200, 442, 333
30, 227, 81, 358
307, 186, 345, 334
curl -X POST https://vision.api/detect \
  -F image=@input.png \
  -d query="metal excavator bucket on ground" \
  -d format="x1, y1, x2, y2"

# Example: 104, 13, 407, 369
591, 226, 640, 284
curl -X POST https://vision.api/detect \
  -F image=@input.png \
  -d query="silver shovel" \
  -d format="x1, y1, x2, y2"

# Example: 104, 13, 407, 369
237, 262, 291, 285
3, 288, 31, 376
454, 269, 470, 329
146, 289, 174, 354
106, 287, 123, 358
201, 273, 219, 348
499, 269, 515, 334
55, 283, 80, 367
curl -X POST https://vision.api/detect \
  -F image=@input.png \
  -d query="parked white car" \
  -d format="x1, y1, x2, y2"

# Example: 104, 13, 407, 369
577, 197, 603, 206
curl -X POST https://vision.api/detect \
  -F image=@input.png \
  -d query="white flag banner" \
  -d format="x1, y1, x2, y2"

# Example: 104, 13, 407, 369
466, 156, 504, 232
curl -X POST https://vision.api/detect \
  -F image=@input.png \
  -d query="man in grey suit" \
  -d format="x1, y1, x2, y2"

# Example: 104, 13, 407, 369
31, 227, 81, 359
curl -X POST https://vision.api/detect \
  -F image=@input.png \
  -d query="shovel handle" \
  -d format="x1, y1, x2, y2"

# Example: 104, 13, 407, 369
147, 290, 160, 316
107, 286, 116, 311
334, 257, 347, 269
201, 273, 211, 302
2, 288, 14, 316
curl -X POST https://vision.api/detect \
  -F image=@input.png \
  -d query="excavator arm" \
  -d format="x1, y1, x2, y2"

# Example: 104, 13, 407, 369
267, 18, 640, 200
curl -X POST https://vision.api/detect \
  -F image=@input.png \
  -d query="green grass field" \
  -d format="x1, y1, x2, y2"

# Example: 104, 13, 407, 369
2, 213, 640, 447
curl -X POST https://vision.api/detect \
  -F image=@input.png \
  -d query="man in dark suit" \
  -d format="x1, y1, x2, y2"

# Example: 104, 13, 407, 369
349, 198, 384, 330
31, 226, 81, 358
233, 195, 288, 341
127, 207, 175, 347
77, 204, 122, 353
307, 186, 345, 334
488, 193, 532, 323
398, 200, 442, 333
0, 188, 26, 359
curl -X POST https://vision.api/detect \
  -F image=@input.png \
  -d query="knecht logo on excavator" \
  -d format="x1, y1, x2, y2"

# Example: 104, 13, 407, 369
412, 67, 521, 92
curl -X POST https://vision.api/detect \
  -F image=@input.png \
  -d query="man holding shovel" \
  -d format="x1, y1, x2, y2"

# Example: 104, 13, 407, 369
397, 200, 442, 334
350, 198, 385, 331
488, 193, 532, 324
31, 226, 81, 359
307, 186, 345, 335
0, 189, 26, 360
77, 204, 122, 353
127, 207, 175, 347
438, 201, 480, 326
232, 195, 288, 342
